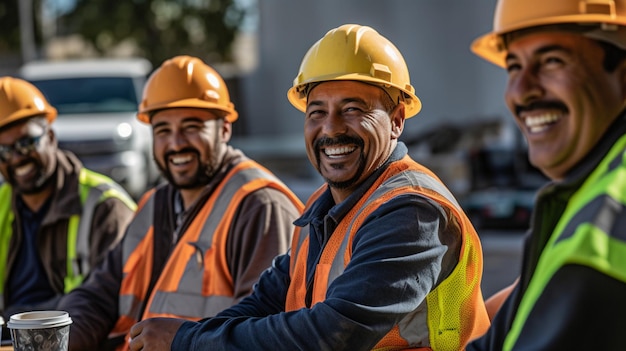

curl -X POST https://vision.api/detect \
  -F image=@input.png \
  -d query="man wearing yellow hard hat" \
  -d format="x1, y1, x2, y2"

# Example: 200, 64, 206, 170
128, 24, 489, 351
468, 0, 626, 350
0, 77, 136, 342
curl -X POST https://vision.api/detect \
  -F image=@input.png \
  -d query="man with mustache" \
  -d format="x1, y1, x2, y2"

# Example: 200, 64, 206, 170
57, 55, 304, 351
128, 24, 490, 351
467, 0, 626, 349
0, 77, 136, 339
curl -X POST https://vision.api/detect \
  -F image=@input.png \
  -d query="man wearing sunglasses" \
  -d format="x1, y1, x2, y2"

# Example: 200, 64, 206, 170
0, 77, 137, 341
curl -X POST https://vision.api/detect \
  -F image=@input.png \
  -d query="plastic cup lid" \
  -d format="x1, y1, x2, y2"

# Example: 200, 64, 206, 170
7, 311, 72, 330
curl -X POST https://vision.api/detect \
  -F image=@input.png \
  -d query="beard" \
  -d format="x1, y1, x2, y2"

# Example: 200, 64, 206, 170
314, 134, 366, 190
7, 158, 53, 194
157, 148, 220, 189
322, 154, 366, 190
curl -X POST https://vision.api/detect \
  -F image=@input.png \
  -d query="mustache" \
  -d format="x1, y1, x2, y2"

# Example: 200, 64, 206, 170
515, 100, 568, 116
314, 135, 364, 152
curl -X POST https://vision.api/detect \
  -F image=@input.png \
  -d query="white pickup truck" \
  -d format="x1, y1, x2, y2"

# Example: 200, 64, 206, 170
19, 58, 160, 199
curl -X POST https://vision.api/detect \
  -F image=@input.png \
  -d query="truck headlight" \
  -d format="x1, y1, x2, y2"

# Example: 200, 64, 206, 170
116, 122, 133, 139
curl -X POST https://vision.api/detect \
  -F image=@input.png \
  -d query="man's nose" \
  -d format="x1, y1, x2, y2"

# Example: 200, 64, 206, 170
506, 68, 544, 107
321, 111, 348, 137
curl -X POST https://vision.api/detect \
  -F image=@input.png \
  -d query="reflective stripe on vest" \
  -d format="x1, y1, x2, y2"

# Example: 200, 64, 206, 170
115, 160, 303, 331
65, 168, 137, 292
286, 156, 489, 351
503, 134, 626, 351
0, 184, 13, 312
113, 189, 156, 335
0, 168, 136, 310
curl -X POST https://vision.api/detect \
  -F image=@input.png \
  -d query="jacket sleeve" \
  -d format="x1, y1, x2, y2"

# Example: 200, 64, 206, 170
171, 194, 462, 351
57, 242, 124, 351
88, 197, 135, 268
226, 187, 301, 302
467, 264, 626, 350
214, 252, 293, 319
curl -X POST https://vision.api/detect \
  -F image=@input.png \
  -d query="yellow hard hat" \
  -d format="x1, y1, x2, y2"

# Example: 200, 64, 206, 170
137, 55, 238, 123
0, 77, 57, 130
287, 24, 422, 118
472, 0, 626, 67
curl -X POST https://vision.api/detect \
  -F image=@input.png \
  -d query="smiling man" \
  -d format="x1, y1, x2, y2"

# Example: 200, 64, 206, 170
468, 0, 626, 350
56, 55, 304, 351
128, 24, 489, 351
0, 77, 136, 341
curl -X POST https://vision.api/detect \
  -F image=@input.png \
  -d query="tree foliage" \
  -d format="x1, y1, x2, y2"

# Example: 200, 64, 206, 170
0, 2, 18, 52
0, 1, 43, 54
55, 0, 246, 67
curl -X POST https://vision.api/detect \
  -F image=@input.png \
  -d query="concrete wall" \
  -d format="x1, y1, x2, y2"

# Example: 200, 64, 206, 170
238, 0, 511, 143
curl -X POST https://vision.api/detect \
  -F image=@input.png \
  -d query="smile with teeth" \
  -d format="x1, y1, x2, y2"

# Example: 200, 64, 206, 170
14, 163, 34, 177
524, 113, 562, 133
170, 154, 193, 165
324, 145, 356, 158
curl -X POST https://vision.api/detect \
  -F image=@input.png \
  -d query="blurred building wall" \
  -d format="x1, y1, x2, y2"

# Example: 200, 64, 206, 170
238, 0, 510, 142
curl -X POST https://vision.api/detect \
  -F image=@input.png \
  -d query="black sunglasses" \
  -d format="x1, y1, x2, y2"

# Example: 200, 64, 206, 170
0, 131, 46, 163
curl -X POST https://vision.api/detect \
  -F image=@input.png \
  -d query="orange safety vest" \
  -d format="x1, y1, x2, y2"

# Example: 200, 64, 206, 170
286, 156, 489, 351
111, 160, 303, 350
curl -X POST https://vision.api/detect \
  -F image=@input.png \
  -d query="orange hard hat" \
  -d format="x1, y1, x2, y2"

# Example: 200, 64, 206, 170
0, 77, 57, 129
137, 55, 238, 123
472, 0, 626, 67
287, 24, 422, 118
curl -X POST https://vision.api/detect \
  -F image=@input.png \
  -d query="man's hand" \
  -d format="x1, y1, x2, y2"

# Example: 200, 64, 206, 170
128, 317, 187, 351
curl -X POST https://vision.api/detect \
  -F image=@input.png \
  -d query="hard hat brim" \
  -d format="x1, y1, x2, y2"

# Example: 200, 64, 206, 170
287, 75, 422, 119
0, 109, 57, 130
472, 14, 626, 67
137, 98, 238, 124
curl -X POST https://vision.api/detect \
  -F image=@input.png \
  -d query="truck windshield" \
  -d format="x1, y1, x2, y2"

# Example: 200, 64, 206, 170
30, 77, 139, 114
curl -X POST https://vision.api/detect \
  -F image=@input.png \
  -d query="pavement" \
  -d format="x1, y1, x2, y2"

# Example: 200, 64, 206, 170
479, 230, 526, 298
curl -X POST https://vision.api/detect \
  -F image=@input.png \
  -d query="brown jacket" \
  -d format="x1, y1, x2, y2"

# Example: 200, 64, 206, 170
2, 150, 136, 316
59, 146, 304, 351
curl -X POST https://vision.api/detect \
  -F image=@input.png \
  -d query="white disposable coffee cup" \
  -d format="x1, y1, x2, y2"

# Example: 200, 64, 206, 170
8, 311, 72, 351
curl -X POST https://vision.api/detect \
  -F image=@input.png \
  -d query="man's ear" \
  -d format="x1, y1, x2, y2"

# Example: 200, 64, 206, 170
390, 103, 405, 139
221, 119, 233, 143
48, 128, 57, 145
46, 125, 58, 147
